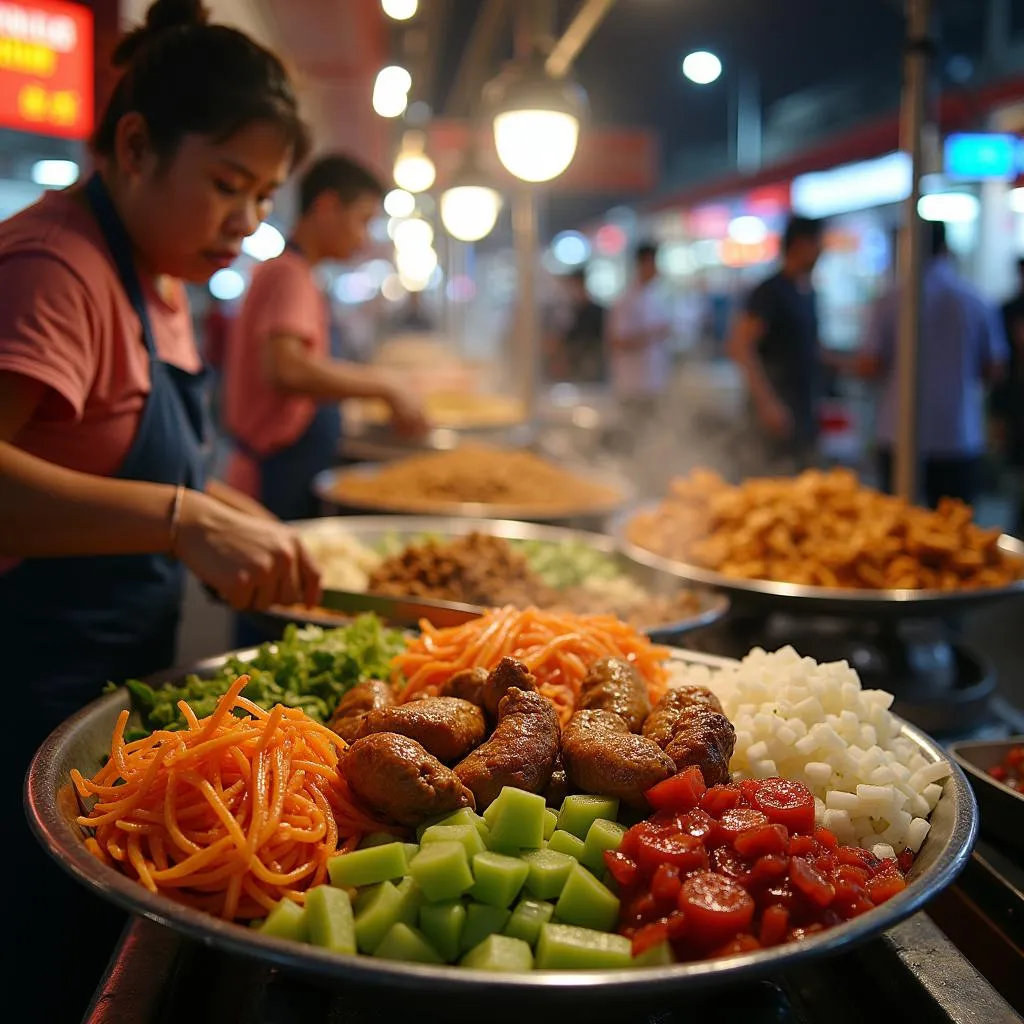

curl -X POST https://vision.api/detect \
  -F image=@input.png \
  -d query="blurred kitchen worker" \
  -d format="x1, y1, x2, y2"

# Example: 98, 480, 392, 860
550, 268, 607, 384
858, 220, 1008, 508
727, 216, 825, 473
607, 241, 673, 420
222, 154, 428, 523
999, 256, 1024, 533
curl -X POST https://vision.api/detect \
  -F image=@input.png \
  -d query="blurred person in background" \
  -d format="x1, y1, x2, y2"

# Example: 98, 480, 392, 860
858, 221, 1008, 508
392, 290, 436, 333
999, 257, 1024, 533
548, 268, 606, 384
0, 1, 320, 1015
727, 216, 824, 473
607, 242, 672, 421
222, 154, 428, 526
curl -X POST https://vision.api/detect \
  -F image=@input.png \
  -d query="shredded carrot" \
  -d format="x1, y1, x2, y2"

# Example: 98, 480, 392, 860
392, 605, 671, 724
72, 675, 391, 920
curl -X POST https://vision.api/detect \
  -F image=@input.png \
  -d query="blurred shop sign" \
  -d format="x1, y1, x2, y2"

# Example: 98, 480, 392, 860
0, 0, 92, 138
792, 152, 911, 219
427, 120, 659, 193
943, 133, 1019, 181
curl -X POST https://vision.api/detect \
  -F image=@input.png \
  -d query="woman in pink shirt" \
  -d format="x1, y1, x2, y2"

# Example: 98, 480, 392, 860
0, 2, 320, 1013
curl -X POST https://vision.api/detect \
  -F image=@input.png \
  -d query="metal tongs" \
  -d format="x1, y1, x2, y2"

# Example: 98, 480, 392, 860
317, 588, 486, 629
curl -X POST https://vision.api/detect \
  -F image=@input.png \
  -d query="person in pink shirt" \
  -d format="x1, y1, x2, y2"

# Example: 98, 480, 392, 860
0, 1, 320, 1014
222, 154, 427, 522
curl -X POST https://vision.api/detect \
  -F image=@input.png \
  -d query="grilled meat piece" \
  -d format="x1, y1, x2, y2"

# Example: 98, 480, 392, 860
577, 657, 652, 733
482, 657, 537, 721
543, 754, 571, 809
561, 709, 676, 808
343, 732, 475, 826
357, 697, 486, 764
642, 686, 725, 750
454, 687, 560, 809
663, 705, 736, 787
328, 679, 394, 744
440, 667, 488, 707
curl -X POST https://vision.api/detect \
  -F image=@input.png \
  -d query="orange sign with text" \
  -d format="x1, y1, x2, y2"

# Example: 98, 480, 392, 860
0, 0, 93, 139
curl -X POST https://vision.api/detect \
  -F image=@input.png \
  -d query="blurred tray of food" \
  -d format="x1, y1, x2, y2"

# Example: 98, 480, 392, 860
315, 448, 634, 526
265, 516, 728, 643
613, 468, 1024, 616
948, 738, 1024, 857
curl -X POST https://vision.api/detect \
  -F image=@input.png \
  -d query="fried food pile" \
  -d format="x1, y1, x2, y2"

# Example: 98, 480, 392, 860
626, 468, 1022, 591
336, 656, 734, 823
333, 446, 622, 513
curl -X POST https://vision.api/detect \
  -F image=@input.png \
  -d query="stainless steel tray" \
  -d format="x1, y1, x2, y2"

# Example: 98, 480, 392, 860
341, 421, 537, 464
948, 736, 1024, 856
26, 648, 977, 998
314, 464, 634, 527
264, 516, 729, 643
612, 504, 1024, 617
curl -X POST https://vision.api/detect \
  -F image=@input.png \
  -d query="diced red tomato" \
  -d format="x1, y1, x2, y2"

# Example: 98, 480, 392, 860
990, 765, 1008, 781
623, 891, 658, 925
650, 862, 683, 905
865, 873, 907, 904
734, 823, 789, 859
665, 910, 688, 939
752, 778, 816, 834
814, 827, 839, 851
675, 808, 716, 843
788, 834, 820, 857
646, 766, 707, 811
739, 779, 761, 802
717, 807, 769, 843
759, 904, 790, 946
789, 857, 836, 908
678, 872, 755, 947
707, 933, 762, 958
700, 784, 742, 815
631, 921, 668, 957
633, 827, 709, 876
748, 854, 789, 885
897, 849, 915, 874
709, 845, 753, 886
604, 850, 639, 888
837, 845, 877, 870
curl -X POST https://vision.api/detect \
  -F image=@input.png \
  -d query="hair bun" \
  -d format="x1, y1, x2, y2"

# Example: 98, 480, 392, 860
113, 0, 209, 66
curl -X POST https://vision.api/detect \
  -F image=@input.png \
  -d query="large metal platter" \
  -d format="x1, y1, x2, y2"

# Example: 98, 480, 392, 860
314, 463, 634, 528
26, 648, 977, 1001
262, 515, 729, 643
612, 503, 1024, 618
340, 421, 538, 464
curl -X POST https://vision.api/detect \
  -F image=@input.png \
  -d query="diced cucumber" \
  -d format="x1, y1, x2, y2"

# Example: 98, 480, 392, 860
354, 881, 405, 954
359, 831, 400, 849
259, 898, 307, 942
436, 807, 490, 838
520, 849, 576, 900
421, 823, 487, 862
470, 851, 529, 908
374, 922, 444, 964
419, 900, 466, 963
404, 843, 420, 865
460, 934, 534, 972
304, 885, 356, 955
535, 923, 633, 970
543, 808, 558, 840
504, 898, 555, 947
632, 941, 674, 967
395, 876, 423, 926
548, 829, 586, 862
486, 787, 547, 852
555, 864, 620, 932
556, 795, 620, 841
460, 902, 511, 954
581, 819, 627, 875
328, 843, 407, 889
408, 841, 475, 902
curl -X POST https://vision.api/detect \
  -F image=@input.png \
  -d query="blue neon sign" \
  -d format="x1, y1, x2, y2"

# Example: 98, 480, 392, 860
944, 133, 1019, 181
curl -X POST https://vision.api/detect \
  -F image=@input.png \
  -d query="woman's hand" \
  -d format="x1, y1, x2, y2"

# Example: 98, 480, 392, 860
383, 386, 430, 438
174, 490, 321, 610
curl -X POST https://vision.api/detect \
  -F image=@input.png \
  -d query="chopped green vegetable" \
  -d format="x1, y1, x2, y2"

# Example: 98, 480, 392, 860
259, 898, 308, 942
547, 830, 586, 862
408, 841, 474, 902
555, 865, 620, 932
510, 539, 624, 589
304, 885, 356, 955
581, 819, 627, 875
460, 934, 534, 972
535, 923, 633, 970
542, 808, 558, 840
374, 922, 444, 964
470, 852, 529, 908
117, 616, 405, 733
556, 795, 620, 841
328, 843, 408, 889
486, 787, 547, 852
418, 900, 466, 962
520, 849, 575, 900
420, 823, 487, 862
503, 897, 555, 946
460, 903, 511, 954
354, 882, 407, 953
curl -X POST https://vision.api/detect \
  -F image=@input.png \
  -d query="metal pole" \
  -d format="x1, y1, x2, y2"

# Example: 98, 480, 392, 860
545, 0, 618, 79
894, 0, 932, 502
512, 187, 540, 419
735, 68, 762, 174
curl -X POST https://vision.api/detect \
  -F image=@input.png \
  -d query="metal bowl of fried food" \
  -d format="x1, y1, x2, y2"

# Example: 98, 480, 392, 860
262, 516, 729, 643
314, 449, 634, 528
27, 647, 976, 1006
612, 468, 1024, 617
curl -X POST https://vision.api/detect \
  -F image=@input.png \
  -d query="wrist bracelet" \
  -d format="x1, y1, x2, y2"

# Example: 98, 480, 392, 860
168, 484, 186, 557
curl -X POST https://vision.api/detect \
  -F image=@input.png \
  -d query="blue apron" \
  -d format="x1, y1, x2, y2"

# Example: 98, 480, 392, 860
0, 173, 209, 743
236, 241, 342, 523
